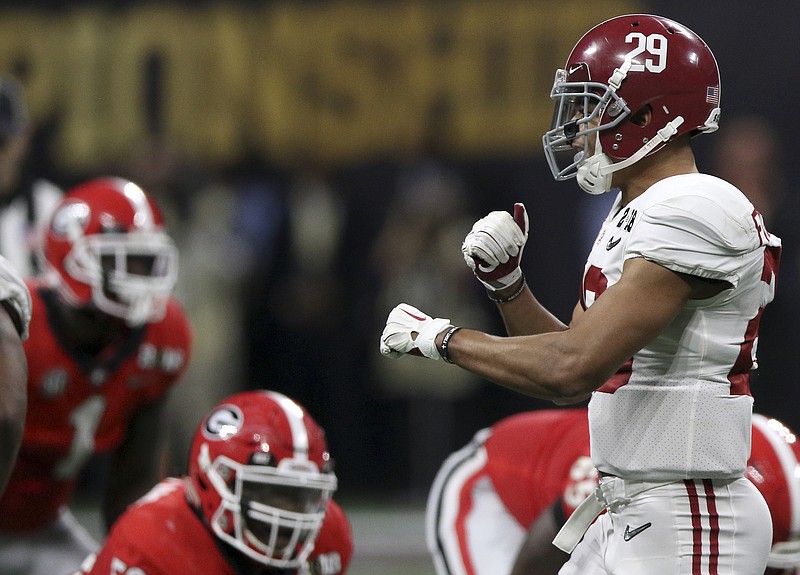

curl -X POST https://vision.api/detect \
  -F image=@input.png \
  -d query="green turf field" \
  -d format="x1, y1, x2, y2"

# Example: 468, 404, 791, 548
345, 506, 435, 575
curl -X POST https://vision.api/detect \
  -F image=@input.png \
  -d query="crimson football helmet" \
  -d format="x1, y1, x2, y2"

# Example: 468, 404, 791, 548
187, 390, 337, 569
40, 177, 178, 326
748, 414, 800, 573
543, 14, 721, 194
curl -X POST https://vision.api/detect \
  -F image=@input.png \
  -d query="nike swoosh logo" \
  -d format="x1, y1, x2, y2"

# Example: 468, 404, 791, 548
623, 522, 652, 541
606, 237, 621, 251
568, 64, 583, 75
402, 309, 426, 321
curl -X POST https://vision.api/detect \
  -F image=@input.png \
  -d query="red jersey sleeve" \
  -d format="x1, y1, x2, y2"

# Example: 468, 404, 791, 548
78, 479, 233, 575
485, 408, 593, 528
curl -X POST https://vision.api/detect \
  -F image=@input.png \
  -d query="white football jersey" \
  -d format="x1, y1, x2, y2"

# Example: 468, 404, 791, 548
584, 173, 781, 481
0, 178, 62, 277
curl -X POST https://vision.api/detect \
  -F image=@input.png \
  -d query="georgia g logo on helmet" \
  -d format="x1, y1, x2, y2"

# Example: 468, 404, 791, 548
50, 200, 91, 240
203, 405, 244, 441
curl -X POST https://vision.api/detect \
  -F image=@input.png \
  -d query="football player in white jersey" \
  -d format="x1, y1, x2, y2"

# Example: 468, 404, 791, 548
380, 13, 780, 575
427, 410, 800, 575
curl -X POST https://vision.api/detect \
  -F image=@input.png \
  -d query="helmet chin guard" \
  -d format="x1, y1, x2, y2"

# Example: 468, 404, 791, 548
575, 144, 614, 195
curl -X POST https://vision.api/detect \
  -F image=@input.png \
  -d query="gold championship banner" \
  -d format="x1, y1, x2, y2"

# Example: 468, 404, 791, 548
0, 1, 636, 172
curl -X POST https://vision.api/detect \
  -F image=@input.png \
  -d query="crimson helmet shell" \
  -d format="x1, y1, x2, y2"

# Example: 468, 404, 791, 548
543, 14, 721, 192
569, 14, 720, 160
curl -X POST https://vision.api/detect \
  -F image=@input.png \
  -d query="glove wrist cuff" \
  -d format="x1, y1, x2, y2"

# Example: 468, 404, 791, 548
416, 318, 453, 360
482, 267, 522, 291
486, 275, 526, 303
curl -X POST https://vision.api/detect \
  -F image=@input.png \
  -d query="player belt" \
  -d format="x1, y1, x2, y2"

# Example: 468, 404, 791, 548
552, 475, 674, 553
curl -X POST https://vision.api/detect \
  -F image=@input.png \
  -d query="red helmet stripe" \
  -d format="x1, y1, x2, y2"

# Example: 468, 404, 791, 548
116, 178, 157, 230
265, 391, 309, 461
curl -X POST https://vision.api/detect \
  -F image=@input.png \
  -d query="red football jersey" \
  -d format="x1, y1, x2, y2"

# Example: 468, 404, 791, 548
77, 478, 353, 575
483, 408, 593, 528
0, 282, 192, 530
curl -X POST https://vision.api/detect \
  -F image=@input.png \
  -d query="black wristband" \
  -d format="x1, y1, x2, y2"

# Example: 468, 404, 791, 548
486, 276, 526, 303
439, 326, 462, 364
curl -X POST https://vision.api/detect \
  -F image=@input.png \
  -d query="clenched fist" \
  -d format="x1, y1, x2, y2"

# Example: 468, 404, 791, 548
380, 303, 452, 360
461, 203, 528, 291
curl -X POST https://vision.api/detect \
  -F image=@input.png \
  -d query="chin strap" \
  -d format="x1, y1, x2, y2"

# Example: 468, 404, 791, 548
577, 116, 686, 195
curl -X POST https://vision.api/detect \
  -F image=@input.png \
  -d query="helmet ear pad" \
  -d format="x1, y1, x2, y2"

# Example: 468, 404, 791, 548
596, 104, 653, 164
629, 105, 652, 128
189, 452, 219, 520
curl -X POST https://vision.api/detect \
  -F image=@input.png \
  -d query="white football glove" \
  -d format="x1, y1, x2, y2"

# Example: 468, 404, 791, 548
0, 255, 31, 340
380, 303, 452, 360
461, 203, 529, 290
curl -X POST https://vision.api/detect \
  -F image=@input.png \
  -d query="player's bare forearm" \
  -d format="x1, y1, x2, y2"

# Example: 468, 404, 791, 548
440, 328, 606, 401
0, 309, 27, 496
493, 281, 569, 336
439, 259, 695, 401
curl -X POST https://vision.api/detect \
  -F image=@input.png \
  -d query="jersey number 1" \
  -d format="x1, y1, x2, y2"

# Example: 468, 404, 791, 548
54, 395, 107, 480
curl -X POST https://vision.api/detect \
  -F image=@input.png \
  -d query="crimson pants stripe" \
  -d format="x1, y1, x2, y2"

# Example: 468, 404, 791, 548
684, 479, 720, 575
685, 481, 703, 574
702, 480, 720, 575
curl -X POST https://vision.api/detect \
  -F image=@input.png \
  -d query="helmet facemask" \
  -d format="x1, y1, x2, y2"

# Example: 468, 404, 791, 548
63, 231, 178, 326
543, 67, 630, 191
201, 445, 337, 569
543, 65, 690, 195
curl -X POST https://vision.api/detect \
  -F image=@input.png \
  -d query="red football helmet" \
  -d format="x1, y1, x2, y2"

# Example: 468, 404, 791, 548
748, 414, 800, 573
41, 177, 178, 326
543, 14, 721, 194
187, 390, 337, 569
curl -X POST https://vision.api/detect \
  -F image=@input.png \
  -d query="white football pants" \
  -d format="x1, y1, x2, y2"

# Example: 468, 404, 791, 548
560, 477, 772, 575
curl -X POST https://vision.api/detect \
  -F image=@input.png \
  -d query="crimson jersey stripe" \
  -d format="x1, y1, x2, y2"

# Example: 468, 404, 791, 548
596, 358, 633, 394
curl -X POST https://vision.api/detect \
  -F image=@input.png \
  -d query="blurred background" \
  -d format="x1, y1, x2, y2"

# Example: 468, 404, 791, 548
1, 1, 798, 572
